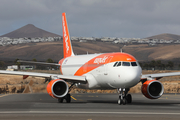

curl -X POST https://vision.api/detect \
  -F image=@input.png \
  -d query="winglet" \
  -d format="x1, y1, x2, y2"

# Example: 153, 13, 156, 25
62, 13, 75, 58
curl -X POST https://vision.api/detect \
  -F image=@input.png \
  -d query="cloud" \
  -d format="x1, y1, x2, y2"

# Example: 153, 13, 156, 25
0, 0, 180, 38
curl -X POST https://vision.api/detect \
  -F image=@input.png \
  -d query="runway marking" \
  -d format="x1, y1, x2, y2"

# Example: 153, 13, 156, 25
163, 95, 180, 97
88, 95, 98, 97
71, 96, 77, 100
0, 94, 11, 98
0, 111, 180, 115
76, 95, 82, 97
160, 97, 180, 101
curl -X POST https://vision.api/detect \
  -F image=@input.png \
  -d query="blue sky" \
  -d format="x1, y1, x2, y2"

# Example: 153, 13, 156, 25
0, 0, 180, 38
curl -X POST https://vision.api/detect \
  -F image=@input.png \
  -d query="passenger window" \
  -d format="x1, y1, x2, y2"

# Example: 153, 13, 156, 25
117, 62, 121, 66
122, 62, 130, 66
113, 62, 118, 67
131, 62, 137, 66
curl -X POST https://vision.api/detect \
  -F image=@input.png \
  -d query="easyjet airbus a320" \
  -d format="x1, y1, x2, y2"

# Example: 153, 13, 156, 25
1, 13, 180, 105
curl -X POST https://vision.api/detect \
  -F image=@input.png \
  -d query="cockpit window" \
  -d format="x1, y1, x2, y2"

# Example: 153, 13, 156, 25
114, 61, 138, 67
117, 62, 121, 66
131, 62, 137, 66
113, 62, 118, 67
122, 62, 130, 66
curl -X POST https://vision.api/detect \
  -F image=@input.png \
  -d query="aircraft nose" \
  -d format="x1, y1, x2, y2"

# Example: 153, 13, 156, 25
125, 67, 141, 86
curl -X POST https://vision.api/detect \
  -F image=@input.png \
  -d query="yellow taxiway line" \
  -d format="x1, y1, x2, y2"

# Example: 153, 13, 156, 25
71, 96, 77, 100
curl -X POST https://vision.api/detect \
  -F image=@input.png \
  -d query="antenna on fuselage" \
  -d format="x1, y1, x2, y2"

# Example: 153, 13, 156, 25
120, 49, 123, 53
119, 44, 125, 53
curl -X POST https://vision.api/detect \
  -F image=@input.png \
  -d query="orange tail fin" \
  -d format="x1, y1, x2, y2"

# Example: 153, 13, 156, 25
62, 13, 75, 58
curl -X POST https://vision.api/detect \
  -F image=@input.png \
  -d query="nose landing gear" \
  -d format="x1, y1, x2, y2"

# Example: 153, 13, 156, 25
118, 88, 132, 105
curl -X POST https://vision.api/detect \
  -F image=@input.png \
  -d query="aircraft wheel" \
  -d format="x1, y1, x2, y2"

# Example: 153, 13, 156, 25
66, 93, 71, 103
118, 98, 122, 105
122, 97, 127, 105
126, 94, 132, 103
58, 98, 64, 103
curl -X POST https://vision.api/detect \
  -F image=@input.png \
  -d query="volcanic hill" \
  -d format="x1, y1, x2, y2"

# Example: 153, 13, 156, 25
1, 24, 61, 38
146, 33, 180, 40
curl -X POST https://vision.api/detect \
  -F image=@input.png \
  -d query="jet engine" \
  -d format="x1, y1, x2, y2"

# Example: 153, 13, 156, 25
46, 79, 69, 98
141, 80, 164, 99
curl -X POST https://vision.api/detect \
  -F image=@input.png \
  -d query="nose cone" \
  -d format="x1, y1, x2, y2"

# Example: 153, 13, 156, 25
118, 66, 142, 88
125, 67, 141, 87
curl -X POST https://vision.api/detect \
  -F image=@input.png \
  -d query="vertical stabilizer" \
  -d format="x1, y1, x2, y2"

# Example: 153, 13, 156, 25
62, 13, 75, 58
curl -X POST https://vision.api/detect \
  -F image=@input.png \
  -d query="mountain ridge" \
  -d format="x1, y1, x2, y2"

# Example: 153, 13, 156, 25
1, 24, 180, 40
0, 41, 180, 62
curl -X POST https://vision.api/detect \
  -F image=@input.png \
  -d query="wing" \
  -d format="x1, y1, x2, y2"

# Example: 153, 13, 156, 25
0, 70, 86, 83
141, 72, 180, 80
17, 60, 60, 66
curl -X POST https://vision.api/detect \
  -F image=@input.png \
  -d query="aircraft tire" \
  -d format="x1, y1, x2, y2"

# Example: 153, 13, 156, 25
122, 97, 127, 105
58, 98, 64, 103
118, 98, 122, 105
66, 93, 71, 103
126, 94, 132, 103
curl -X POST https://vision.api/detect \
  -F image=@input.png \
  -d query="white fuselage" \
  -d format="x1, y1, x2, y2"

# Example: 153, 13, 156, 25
60, 53, 142, 89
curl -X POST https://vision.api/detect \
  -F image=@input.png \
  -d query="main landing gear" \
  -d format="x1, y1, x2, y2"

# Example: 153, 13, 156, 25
58, 83, 75, 103
58, 93, 71, 103
117, 88, 132, 105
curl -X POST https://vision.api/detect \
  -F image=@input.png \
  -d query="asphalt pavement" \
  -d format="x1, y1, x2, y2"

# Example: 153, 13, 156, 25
0, 93, 180, 120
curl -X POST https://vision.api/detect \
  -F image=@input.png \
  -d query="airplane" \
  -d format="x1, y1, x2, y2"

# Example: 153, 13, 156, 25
1, 12, 180, 105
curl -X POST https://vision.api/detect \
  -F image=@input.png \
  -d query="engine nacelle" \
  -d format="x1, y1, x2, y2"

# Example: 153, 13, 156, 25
46, 79, 69, 99
141, 80, 164, 99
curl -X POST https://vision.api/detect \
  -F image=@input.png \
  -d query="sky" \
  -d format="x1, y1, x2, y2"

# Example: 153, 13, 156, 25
0, 0, 180, 38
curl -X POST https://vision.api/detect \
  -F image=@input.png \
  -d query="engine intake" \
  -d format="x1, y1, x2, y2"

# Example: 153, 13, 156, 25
141, 80, 164, 99
47, 79, 69, 98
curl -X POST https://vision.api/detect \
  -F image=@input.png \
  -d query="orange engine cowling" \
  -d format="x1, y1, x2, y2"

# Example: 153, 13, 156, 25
46, 79, 69, 99
141, 80, 164, 99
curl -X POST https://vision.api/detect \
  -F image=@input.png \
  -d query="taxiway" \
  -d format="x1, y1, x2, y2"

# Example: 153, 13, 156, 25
0, 93, 180, 120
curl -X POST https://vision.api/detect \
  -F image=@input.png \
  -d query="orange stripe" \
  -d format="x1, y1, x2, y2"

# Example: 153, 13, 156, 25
74, 52, 136, 76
